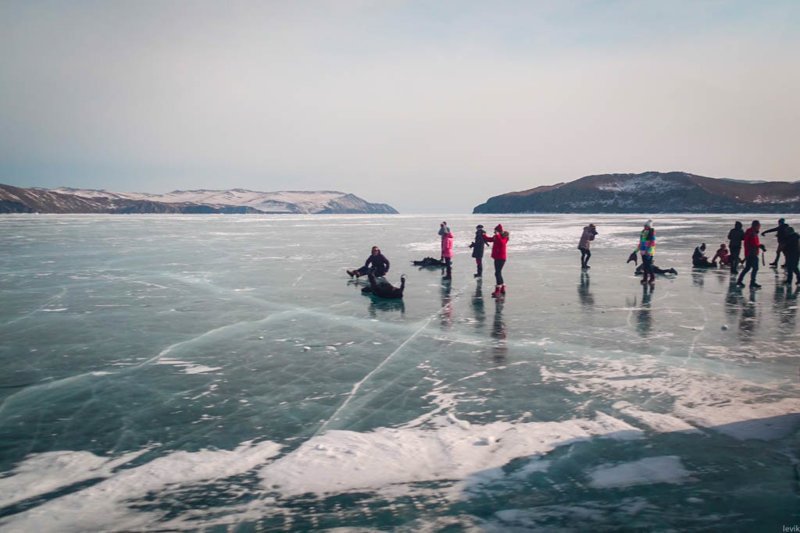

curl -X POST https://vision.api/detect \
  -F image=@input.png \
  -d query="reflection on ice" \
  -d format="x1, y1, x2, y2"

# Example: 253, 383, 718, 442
0, 214, 798, 529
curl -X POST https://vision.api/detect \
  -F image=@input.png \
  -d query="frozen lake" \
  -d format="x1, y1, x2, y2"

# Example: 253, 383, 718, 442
0, 213, 798, 530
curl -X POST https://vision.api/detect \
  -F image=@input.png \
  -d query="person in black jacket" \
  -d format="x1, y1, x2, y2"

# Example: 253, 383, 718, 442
469, 224, 487, 278
692, 243, 715, 268
783, 226, 800, 285
762, 218, 789, 267
728, 221, 745, 275
362, 273, 405, 298
347, 246, 390, 278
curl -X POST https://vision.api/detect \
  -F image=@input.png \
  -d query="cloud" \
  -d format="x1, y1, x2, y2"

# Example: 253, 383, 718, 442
1, 1, 798, 212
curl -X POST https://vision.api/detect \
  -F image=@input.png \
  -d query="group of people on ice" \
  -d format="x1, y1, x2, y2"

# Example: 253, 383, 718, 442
685, 218, 800, 288
345, 216, 800, 300
346, 221, 510, 299
634, 218, 799, 288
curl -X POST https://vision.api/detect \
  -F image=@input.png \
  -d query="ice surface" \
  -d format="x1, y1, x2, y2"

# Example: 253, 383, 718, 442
0, 213, 798, 530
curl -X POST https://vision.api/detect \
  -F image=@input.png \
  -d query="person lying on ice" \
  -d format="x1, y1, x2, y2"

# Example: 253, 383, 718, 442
635, 264, 678, 276
412, 257, 446, 267
361, 273, 405, 299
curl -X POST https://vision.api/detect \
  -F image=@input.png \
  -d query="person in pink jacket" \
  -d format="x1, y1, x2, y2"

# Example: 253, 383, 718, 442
440, 223, 454, 280
484, 224, 509, 297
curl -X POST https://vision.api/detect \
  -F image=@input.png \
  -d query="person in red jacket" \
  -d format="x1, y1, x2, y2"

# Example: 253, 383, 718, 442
484, 224, 510, 297
736, 220, 767, 289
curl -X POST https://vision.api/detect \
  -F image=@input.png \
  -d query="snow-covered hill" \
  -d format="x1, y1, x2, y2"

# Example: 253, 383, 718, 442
0, 186, 398, 214
473, 171, 800, 214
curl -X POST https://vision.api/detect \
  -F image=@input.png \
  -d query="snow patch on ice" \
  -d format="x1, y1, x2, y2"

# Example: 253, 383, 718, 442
156, 358, 222, 374
0, 441, 282, 531
588, 456, 691, 488
259, 411, 642, 496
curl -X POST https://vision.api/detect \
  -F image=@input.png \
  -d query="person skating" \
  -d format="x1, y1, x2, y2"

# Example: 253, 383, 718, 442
469, 224, 487, 278
441, 225, 454, 280
361, 273, 405, 298
711, 243, 731, 267
727, 221, 745, 275
635, 220, 656, 285
484, 224, 510, 297
578, 223, 597, 269
737, 220, 767, 289
692, 243, 716, 268
762, 218, 789, 268
347, 246, 390, 278
783, 226, 800, 285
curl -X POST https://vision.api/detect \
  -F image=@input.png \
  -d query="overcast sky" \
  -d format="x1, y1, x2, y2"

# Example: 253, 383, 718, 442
1, 1, 798, 213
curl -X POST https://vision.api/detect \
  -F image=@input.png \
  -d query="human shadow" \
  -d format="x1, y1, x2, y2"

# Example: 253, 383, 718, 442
440, 276, 453, 329
491, 296, 507, 361
472, 278, 486, 333
772, 283, 799, 337
578, 272, 594, 309
636, 284, 654, 337
691, 268, 707, 288
368, 298, 405, 318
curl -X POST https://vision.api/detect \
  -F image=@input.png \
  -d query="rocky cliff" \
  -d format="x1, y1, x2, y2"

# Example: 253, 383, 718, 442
473, 172, 800, 213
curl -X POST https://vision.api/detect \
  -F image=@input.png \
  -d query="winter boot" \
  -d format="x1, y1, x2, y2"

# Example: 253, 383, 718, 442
500, 284, 506, 294
491, 286, 502, 298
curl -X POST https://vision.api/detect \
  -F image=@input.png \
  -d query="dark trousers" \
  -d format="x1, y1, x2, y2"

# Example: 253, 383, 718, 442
580, 247, 591, 267
494, 259, 506, 285
641, 255, 654, 281
443, 257, 452, 278
475, 257, 483, 276
786, 253, 800, 284
729, 245, 741, 274
738, 255, 759, 285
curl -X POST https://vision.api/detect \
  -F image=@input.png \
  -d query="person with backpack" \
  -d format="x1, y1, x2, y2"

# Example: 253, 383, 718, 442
578, 223, 597, 270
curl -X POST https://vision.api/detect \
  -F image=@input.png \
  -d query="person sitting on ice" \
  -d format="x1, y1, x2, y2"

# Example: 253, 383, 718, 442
635, 264, 678, 276
361, 273, 405, 299
711, 243, 731, 266
347, 246, 390, 278
692, 243, 716, 268
412, 257, 446, 267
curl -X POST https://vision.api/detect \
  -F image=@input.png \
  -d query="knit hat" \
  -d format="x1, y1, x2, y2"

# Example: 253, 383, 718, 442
494, 224, 504, 233
476, 224, 484, 229
644, 219, 652, 228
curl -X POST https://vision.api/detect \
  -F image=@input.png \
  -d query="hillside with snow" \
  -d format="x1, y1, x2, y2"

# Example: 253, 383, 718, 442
0, 186, 398, 215
473, 172, 800, 214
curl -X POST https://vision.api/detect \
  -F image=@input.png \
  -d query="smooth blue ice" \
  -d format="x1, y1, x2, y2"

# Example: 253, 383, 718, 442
0, 214, 798, 530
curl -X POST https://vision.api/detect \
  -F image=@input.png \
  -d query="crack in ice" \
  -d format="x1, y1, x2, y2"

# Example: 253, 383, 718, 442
314, 282, 470, 436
